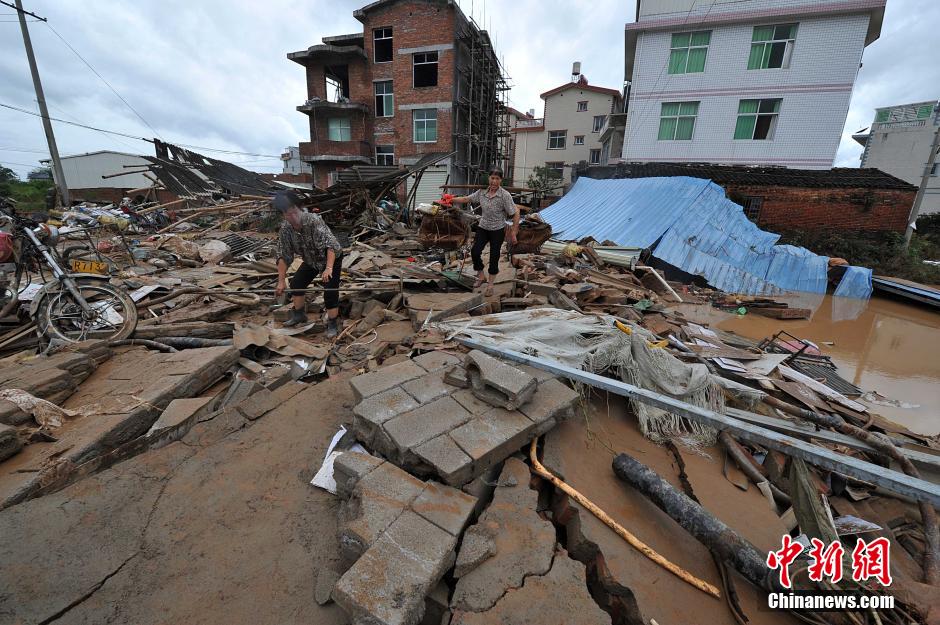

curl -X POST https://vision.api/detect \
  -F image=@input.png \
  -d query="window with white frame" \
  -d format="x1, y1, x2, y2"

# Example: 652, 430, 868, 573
592, 115, 606, 132
376, 145, 394, 165
413, 51, 439, 88
577, 101, 588, 112
589, 149, 601, 165
328, 117, 351, 141
374, 81, 393, 117
747, 24, 797, 70
574, 135, 585, 145
657, 102, 698, 140
413, 109, 437, 142
668, 31, 711, 74
548, 130, 566, 149
374, 28, 393, 63
734, 99, 781, 140
545, 162, 564, 179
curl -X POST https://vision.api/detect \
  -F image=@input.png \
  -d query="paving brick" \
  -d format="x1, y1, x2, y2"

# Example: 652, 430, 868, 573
464, 351, 536, 410
452, 389, 494, 415
349, 360, 425, 402
519, 378, 580, 434
410, 481, 477, 537
340, 461, 425, 561
412, 350, 461, 373
334, 451, 385, 499
449, 408, 534, 476
443, 365, 469, 388
383, 397, 472, 453
334, 510, 458, 625
517, 363, 559, 383
353, 387, 420, 446
401, 371, 452, 405
412, 435, 474, 487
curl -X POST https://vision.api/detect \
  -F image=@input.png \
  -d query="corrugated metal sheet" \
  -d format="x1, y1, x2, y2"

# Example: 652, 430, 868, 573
540, 177, 871, 297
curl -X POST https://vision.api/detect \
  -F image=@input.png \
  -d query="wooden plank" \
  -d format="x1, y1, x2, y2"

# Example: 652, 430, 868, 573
456, 338, 940, 507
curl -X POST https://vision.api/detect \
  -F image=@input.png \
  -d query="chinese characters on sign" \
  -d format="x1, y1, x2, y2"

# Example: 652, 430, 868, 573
766, 536, 893, 588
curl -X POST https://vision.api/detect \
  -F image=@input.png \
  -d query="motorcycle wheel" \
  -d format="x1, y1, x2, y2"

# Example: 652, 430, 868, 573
36, 280, 138, 342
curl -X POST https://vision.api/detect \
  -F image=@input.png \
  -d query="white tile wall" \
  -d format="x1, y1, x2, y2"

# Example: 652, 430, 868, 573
622, 11, 871, 168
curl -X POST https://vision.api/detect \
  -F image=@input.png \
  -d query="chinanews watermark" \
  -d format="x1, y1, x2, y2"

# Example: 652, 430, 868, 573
764, 535, 895, 611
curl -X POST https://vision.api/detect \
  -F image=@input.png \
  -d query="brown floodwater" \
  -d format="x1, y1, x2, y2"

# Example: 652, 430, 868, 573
674, 295, 940, 437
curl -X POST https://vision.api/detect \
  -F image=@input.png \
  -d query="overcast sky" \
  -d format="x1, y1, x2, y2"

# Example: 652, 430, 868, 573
1, 0, 937, 180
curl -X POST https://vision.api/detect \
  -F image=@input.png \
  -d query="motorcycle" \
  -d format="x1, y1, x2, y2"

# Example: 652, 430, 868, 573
0, 205, 138, 343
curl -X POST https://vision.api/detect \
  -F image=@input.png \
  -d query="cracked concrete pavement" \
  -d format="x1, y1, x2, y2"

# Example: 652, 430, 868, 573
0, 376, 357, 625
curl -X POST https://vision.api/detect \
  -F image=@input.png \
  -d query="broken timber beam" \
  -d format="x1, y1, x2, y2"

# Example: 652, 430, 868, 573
455, 338, 940, 508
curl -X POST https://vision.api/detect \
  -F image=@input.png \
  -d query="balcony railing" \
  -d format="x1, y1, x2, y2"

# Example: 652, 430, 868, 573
516, 118, 544, 128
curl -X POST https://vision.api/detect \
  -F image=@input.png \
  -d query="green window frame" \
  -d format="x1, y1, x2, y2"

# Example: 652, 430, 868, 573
734, 99, 781, 140
328, 117, 351, 141
874, 109, 890, 123
413, 109, 438, 143
658, 102, 698, 140
668, 31, 711, 74
916, 104, 934, 119
747, 23, 797, 70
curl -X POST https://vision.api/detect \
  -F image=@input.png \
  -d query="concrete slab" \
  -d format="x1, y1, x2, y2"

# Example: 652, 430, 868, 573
412, 350, 461, 373
449, 408, 534, 477
350, 360, 425, 402
519, 378, 579, 433
352, 387, 420, 446
401, 371, 452, 405
147, 396, 214, 437
412, 435, 474, 487
411, 481, 476, 537
333, 451, 385, 499
334, 510, 457, 625
451, 550, 611, 625
452, 389, 495, 416
383, 397, 472, 453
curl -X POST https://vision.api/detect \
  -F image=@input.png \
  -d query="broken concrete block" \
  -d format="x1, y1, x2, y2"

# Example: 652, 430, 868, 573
340, 461, 426, 562
453, 523, 497, 578
401, 372, 452, 405
413, 350, 460, 373
451, 458, 556, 613
334, 510, 458, 625
451, 549, 611, 625
449, 408, 534, 477
422, 581, 450, 625
443, 365, 469, 389
464, 350, 536, 411
411, 481, 476, 537
352, 387, 420, 446
518, 378, 580, 434
146, 396, 214, 438
0, 423, 22, 462
350, 360, 425, 402
412, 435, 474, 487
315, 567, 340, 606
383, 397, 472, 455
235, 387, 276, 420
334, 451, 385, 499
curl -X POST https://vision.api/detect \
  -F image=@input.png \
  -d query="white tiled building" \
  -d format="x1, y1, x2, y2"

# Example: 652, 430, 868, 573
621, 0, 887, 169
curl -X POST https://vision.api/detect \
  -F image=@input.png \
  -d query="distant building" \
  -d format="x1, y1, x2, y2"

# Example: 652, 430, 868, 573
853, 100, 940, 216
39, 150, 174, 204
26, 168, 52, 181
287, 0, 509, 191
621, 0, 886, 169
280, 146, 313, 175
511, 63, 623, 189
576, 162, 915, 233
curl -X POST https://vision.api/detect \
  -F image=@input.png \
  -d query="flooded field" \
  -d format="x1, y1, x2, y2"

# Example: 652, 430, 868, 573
677, 295, 940, 437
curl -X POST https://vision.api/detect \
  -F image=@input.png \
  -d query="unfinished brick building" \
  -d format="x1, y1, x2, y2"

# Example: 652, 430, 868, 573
576, 162, 917, 233
288, 0, 510, 191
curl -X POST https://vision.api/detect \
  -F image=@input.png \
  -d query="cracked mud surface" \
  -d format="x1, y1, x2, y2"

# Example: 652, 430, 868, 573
0, 377, 355, 625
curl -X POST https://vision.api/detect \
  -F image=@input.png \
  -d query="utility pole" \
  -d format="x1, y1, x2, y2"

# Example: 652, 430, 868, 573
904, 121, 940, 248
14, 0, 70, 206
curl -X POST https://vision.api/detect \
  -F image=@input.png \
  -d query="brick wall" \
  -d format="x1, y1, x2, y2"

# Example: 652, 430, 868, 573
362, 1, 456, 161
726, 184, 914, 232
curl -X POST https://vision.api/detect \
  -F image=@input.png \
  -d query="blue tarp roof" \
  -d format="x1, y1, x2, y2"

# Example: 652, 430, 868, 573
540, 177, 871, 298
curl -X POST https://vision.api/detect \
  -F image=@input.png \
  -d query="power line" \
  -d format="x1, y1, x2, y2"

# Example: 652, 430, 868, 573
43, 22, 164, 140
0, 101, 283, 158
0, 0, 44, 21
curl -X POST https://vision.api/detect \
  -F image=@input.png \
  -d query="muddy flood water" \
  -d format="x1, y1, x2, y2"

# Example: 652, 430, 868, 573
675, 295, 940, 437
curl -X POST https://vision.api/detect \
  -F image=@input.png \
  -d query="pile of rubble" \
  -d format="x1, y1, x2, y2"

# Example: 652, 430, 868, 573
0, 178, 937, 625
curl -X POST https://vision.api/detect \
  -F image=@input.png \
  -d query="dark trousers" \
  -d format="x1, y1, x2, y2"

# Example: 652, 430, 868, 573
471, 227, 505, 275
289, 255, 343, 309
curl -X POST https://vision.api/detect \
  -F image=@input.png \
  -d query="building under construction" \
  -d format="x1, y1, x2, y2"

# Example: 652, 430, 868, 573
287, 0, 510, 200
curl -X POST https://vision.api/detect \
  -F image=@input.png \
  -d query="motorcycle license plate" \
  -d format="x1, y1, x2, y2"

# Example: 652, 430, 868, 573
69, 259, 108, 275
